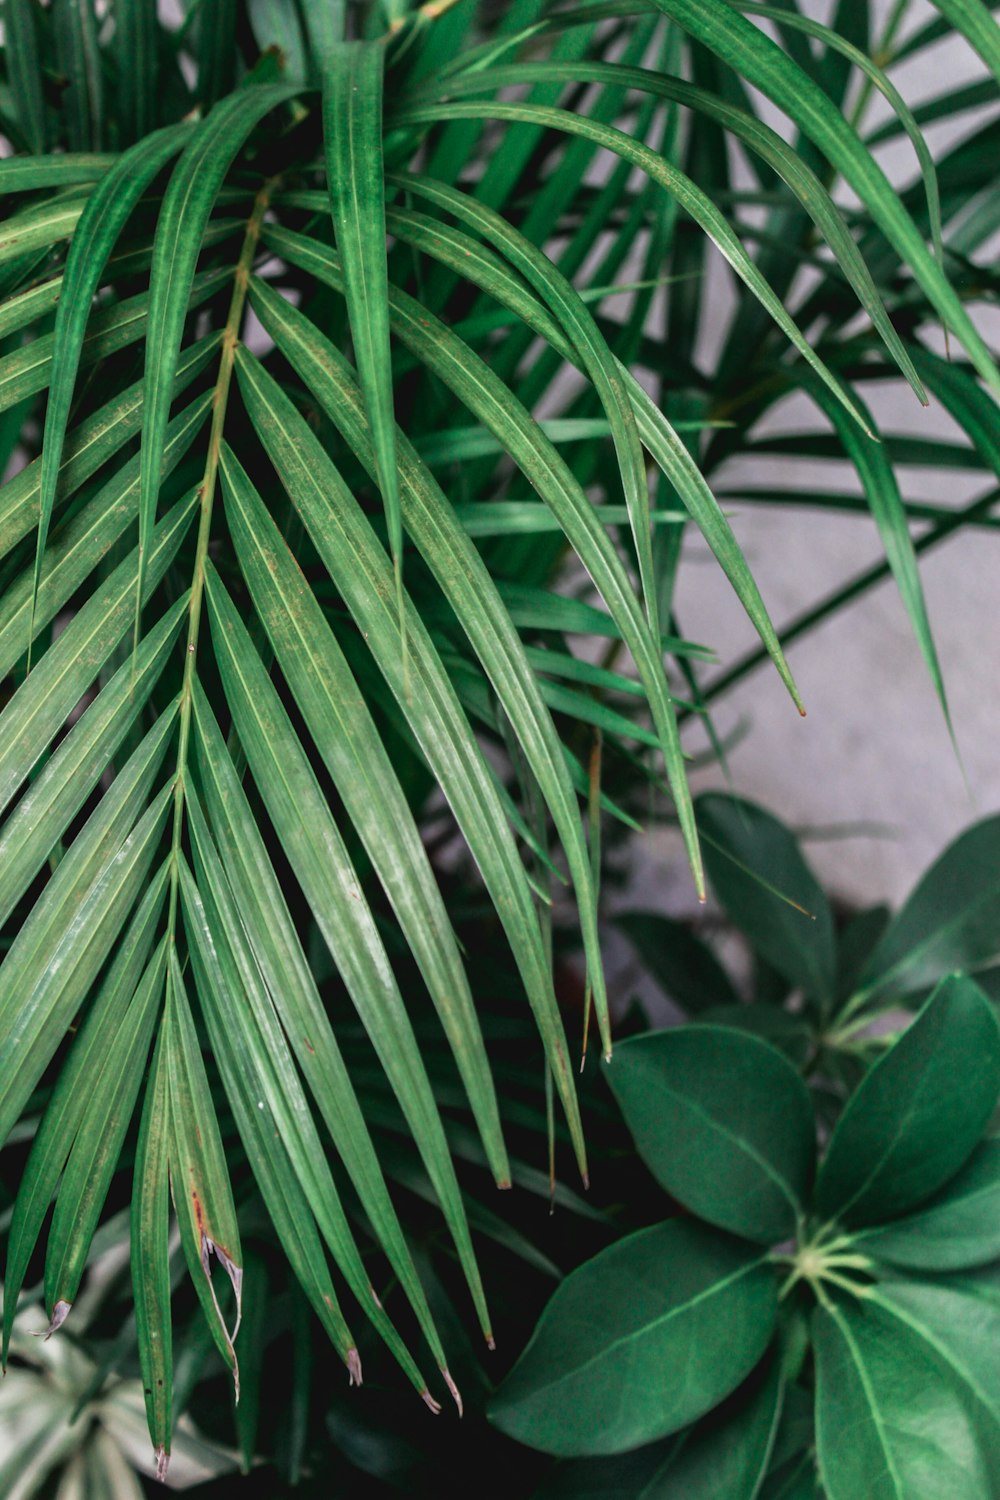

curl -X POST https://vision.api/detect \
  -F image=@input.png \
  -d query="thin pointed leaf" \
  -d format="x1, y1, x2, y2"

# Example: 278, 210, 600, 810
231, 346, 585, 1173
137, 85, 295, 613
164, 950, 243, 1390
0, 494, 195, 815
180, 844, 435, 1398
5, 0, 47, 153
204, 564, 492, 1341
53, 0, 103, 151
219, 441, 507, 1183
44, 942, 167, 1320
2, 867, 168, 1364
323, 42, 404, 594
132, 1028, 173, 1480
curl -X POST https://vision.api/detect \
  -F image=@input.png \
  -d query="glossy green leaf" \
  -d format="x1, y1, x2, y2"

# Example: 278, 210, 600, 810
323, 42, 404, 608
219, 440, 506, 1183
132, 1026, 173, 1480
609, 1026, 815, 1242
817, 975, 1000, 1226
180, 848, 435, 1398
137, 85, 294, 612
163, 950, 243, 1389
649, 0, 1000, 401
0, 719, 174, 1151
855, 1141, 1000, 1273
858, 815, 1000, 1002
814, 1299, 991, 1500
2, 866, 168, 1365
44, 942, 166, 1321
0, 598, 186, 926
33, 125, 191, 633
0, 194, 90, 271
53, 0, 103, 151
615, 910, 739, 1015
4, 0, 47, 153
232, 342, 585, 1170
204, 563, 491, 1341
698, 794, 836, 1005
489, 1219, 778, 1456
872, 1276, 1000, 1432
0, 494, 194, 815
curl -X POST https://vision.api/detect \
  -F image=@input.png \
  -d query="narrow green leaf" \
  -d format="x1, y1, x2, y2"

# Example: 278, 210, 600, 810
4, 0, 47, 153
163, 949, 243, 1391
2, 396, 209, 681
53, 0, 103, 151
817, 975, 1000, 1226
0, 494, 195, 815
793, 370, 950, 730
0, 335, 215, 566
181, 886, 362, 1387
180, 846, 437, 1401
407, 62, 924, 401
649, 0, 1000, 401
44, 942, 166, 1322
190, 682, 463, 1399
609, 1026, 815, 1242
132, 1026, 173, 1481
137, 85, 294, 618
0, 596, 184, 928
323, 42, 404, 621
232, 344, 585, 1173
379, 206, 801, 710
490, 1220, 778, 1456
219, 441, 507, 1183
0, 157, 115, 193
2, 865, 167, 1365
0, 764, 173, 1152
116, 0, 159, 142
254, 249, 703, 903
0, 194, 90, 271
204, 564, 492, 1342
33, 125, 192, 638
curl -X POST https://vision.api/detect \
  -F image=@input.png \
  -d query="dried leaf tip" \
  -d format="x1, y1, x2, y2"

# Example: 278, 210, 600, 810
421, 1389, 443, 1415
347, 1348, 363, 1387
37, 1301, 71, 1339
442, 1369, 463, 1417
155, 1447, 170, 1484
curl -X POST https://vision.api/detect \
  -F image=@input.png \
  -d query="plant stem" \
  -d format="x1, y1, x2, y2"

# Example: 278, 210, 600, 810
165, 178, 275, 940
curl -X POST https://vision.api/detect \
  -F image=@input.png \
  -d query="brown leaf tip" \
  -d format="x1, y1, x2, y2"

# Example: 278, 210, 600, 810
421, 1389, 442, 1415
155, 1446, 171, 1484
347, 1348, 363, 1387
442, 1369, 463, 1417
38, 1301, 71, 1340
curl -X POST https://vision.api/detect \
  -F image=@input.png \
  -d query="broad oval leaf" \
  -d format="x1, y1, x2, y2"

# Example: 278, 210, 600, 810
855, 1141, 1000, 1273
858, 815, 1000, 1003
814, 1299, 992, 1500
816, 975, 1000, 1227
609, 1026, 815, 1243
698, 794, 836, 1004
489, 1219, 778, 1456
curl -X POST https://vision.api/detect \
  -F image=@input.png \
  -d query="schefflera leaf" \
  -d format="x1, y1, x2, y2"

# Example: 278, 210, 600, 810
609, 1026, 815, 1244
697, 793, 836, 1007
814, 1298, 992, 1500
488, 1219, 777, 1456
854, 1141, 1000, 1273
816, 975, 1000, 1228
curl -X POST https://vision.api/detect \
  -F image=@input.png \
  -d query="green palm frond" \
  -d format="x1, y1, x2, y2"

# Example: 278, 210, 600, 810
0, 0, 997, 1475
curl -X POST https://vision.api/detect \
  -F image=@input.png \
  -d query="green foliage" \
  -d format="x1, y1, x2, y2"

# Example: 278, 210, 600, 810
494, 807, 1000, 1496
0, 0, 998, 1489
